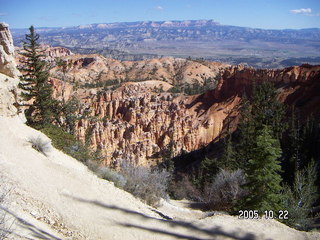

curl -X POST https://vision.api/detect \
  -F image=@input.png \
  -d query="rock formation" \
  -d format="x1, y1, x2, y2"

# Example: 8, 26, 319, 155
16, 42, 320, 166
0, 23, 20, 117
49, 54, 228, 86
66, 63, 320, 166
72, 83, 240, 165
44, 46, 73, 62
215, 64, 320, 118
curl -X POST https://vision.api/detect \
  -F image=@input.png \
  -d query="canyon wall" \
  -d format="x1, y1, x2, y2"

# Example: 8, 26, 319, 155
70, 64, 320, 166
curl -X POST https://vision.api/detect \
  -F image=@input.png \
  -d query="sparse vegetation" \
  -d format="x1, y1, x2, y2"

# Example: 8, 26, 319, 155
168, 77, 217, 95
96, 166, 127, 188
202, 169, 247, 211
28, 135, 52, 156
13, 24, 320, 234
119, 161, 171, 207
168, 174, 201, 201
38, 124, 91, 163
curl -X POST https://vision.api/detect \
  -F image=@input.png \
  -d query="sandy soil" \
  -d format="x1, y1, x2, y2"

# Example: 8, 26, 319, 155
0, 116, 319, 240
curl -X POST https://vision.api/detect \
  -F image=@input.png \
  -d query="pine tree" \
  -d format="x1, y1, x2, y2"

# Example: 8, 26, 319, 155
242, 125, 283, 212
251, 81, 287, 138
18, 26, 56, 126
283, 160, 318, 230
282, 111, 320, 187
237, 94, 256, 169
236, 82, 286, 212
220, 122, 236, 170
198, 156, 220, 187
161, 133, 175, 173
282, 109, 301, 185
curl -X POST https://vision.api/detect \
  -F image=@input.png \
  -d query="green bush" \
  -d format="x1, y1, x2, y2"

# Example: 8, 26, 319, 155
38, 124, 91, 163
96, 166, 127, 188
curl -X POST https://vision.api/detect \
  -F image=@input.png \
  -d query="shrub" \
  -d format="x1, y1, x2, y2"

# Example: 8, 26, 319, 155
202, 169, 246, 211
28, 136, 52, 156
168, 174, 202, 201
96, 166, 127, 188
38, 124, 91, 163
120, 161, 171, 207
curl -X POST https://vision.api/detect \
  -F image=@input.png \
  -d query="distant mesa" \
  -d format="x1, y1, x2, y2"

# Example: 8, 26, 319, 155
10, 19, 320, 68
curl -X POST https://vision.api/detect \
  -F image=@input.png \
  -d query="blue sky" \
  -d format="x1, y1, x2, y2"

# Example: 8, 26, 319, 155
1, 0, 320, 29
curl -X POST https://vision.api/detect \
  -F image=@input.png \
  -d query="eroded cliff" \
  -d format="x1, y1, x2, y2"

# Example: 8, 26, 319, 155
0, 23, 20, 117
65, 63, 320, 166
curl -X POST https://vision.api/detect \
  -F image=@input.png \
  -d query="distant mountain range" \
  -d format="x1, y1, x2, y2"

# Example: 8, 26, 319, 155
11, 20, 320, 68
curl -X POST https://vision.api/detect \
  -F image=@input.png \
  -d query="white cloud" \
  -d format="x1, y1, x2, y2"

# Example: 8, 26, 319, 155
290, 8, 312, 14
155, 6, 164, 11
0, 13, 8, 16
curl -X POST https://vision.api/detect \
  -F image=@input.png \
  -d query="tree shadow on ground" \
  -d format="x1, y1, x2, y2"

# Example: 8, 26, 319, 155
0, 206, 62, 240
68, 195, 261, 240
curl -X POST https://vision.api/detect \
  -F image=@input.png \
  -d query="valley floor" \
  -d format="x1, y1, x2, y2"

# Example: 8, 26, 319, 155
0, 116, 319, 240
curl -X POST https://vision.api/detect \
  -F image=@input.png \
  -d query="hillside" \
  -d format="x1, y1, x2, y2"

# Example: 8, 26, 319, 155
2, 114, 320, 240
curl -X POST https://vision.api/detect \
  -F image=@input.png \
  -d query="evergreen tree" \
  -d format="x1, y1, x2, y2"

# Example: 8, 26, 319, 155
197, 157, 220, 187
251, 81, 287, 138
282, 109, 301, 185
282, 111, 320, 186
161, 133, 175, 173
220, 123, 236, 170
283, 160, 318, 230
242, 125, 283, 212
300, 116, 320, 170
236, 94, 256, 169
235, 81, 286, 212
18, 26, 56, 126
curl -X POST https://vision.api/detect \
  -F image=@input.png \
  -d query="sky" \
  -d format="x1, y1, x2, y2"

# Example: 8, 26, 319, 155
0, 0, 320, 29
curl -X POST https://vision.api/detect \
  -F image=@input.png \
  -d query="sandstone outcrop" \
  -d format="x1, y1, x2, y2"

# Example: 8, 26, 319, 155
49, 54, 228, 86
0, 22, 20, 117
74, 83, 240, 165
44, 46, 73, 62
67, 63, 320, 166
214, 64, 320, 118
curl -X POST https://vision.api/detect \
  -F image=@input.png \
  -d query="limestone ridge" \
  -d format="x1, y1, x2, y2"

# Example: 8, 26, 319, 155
0, 22, 20, 117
